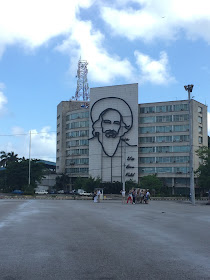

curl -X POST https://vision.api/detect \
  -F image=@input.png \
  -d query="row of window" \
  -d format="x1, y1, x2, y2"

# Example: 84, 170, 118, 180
139, 125, 203, 134
66, 139, 89, 147
66, 111, 89, 121
140, 104, 189, 113
65, 168, 89, 174
66, 130, 89, 138
140, 115, 202, 124
139, 167, 190, 174
139, 135, 189, 144
66, 149, 89, 156
66, 158, 89, 165
66, 121, 89, 130
140, 115, 189, 124
139, 156, 190, 164
139, 145, 190, 153
139, 125, 190, 133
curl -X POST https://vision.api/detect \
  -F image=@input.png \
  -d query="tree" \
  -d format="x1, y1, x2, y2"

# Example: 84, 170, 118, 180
195, 147, 210, 190
125, 179, 138, 192
0, 151, 19, 167
0, 158, 46, 193
55, 174, 70, 192
74, 176, 101, 193
139, 175, 163, 195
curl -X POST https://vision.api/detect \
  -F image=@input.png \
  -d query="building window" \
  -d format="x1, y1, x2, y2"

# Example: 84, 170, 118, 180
139, 157, 155, 163
156, 157, 171, 163
156, 115, 172, 123
139, 147, 155, 153
139, 137, 155, 143
198, 136, 203, 144
156, 167, 172, 173
139, 126, 155, 134
174, 125, 189, 132
80, 139, 89, 146
173, 114, 189, 122
57, 123, 60, 128
156, 146, 172, 153
65, 167, 89, 174
57, 140, 60, 144
57, 132, 60, 136
140, 106, 155, 113
66, 140, 79, 148
139, 167, 155, 173
198, 116, 202, 124
66, 158, 89, 166
156, 126, 172, 133
57, 115, 60, 120
198, 106, 202, 114
198, 126, 202, 134
67, 111, 89, 121
173, 104, 188, 111
174, 167, 189, 174
57, 149, 59, 152
66, 149, 89, 156
139, 117, 155, 123
173, 135, 189, 142
156, 136, 172, 143
173, 146, 190, 152
156, 105, 173, 113
56, 157, 60, 161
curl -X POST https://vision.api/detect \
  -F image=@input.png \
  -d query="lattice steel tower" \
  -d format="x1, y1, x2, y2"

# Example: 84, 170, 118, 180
74, 58, 89, 101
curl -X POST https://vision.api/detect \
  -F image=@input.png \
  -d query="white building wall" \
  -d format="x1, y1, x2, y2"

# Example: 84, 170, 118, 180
89, 84, 138, 183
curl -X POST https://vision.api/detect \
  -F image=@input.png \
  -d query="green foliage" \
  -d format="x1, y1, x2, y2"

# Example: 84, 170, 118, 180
74, 176, 101, 193
0, 151, 19, 167
101, 181, 122, 194
125, 179, 138, 192
195, 147, 210, 189
55, 174, 70, 191
0, 158, 46, 192
139, 174, 163, 193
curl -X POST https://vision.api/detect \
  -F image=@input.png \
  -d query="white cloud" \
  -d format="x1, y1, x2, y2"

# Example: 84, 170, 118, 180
101, 0, 210, 43
1, 126, 56, 161
57, 20, 135, 84
0, 83, 8, 116
135, 51, 175, 85
0, 0, 94, 55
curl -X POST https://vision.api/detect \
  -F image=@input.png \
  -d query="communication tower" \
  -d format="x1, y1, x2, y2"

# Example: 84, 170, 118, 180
74, 58, 89, 102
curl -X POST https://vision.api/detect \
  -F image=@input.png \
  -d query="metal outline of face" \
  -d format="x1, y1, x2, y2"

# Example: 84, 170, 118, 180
101, 109, 121, 138
90, 97, 133, 157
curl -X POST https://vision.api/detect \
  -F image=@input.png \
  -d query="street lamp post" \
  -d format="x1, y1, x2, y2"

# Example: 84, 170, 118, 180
184, 84, 195, 205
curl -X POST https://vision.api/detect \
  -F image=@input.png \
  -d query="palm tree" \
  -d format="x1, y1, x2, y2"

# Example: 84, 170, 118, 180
0, 151, 19, 167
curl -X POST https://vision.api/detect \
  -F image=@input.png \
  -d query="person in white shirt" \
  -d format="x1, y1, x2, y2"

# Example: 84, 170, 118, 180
146, 190, 150, 203
120, 189, 126, 203
97, 189, 101, 203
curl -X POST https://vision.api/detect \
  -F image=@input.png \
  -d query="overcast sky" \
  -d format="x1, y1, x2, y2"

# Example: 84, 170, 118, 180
0, 0, 210, 161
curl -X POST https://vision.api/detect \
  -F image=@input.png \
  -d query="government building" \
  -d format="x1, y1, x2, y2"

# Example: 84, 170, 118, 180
56, 83, 208, 194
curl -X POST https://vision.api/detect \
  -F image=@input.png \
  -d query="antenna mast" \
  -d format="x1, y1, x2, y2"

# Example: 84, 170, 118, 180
75, 58, 89, 101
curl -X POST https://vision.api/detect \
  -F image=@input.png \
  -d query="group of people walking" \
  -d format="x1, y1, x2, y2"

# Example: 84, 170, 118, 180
122, 189, 150, 204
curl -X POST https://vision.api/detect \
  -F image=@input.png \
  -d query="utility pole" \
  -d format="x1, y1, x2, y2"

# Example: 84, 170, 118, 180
184, 84, 195, 205
28, 130, 31, 186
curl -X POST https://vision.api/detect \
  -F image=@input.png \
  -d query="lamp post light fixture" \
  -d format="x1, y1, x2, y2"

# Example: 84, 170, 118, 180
184, 84, 195, 205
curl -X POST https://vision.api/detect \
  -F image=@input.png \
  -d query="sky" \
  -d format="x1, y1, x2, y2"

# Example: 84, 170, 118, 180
0, 0, 210, 162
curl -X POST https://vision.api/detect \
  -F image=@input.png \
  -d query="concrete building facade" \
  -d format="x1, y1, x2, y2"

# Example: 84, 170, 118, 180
89, 84, 138, 183
138, 99, 207, 194
56, 84, 208, 193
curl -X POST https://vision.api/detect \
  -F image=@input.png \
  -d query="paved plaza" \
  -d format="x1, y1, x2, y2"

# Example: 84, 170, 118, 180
0, 199, 209, 280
